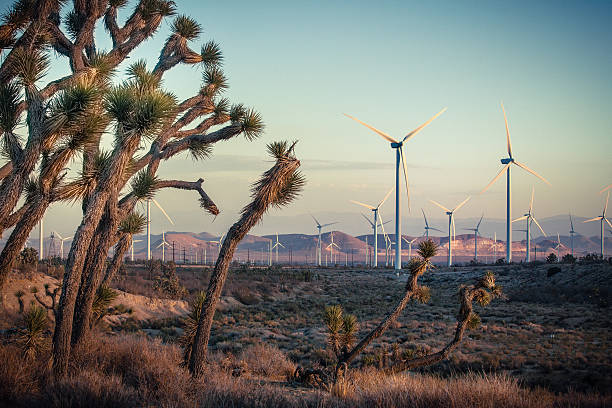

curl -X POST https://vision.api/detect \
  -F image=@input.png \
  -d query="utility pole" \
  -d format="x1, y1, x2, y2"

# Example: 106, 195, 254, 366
172, 241, 175, 263
183, 247, 186, 264
247, 249, 250, 265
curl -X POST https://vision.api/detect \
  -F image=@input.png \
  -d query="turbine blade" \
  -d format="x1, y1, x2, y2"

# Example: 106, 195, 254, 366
402, 107, 447, 142
453, 196, 471, 212
54, 231, 63, 240
513, 161, 551, 186
501, 101, 512, 158
378, 187, 394, 208
529, 187, 534, 213
569, 213, 574, 230
421, 208, 429, 227
343, 113, 397, 143
532, 217, 546, 236
600, 183, 612, 194
361, 213, 374, 227
310, 214, 321, 227
431, 227, 444, 233
400, 146, 410, 210
320, 222, 338, 228
430, 199, 451, 213
583, 217, 601, 223
480, 163, 511, 194
605, 217, 612, 229
476, 213, 484, 229
350, 199, 375, 210
378, 212, 388, 238
604, 191, 609, 216
512, 216, 528, 222
279, 243, 285, 248
152, 199, 175, 225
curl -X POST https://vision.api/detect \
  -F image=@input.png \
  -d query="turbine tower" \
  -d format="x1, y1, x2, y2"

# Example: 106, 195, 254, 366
131, 238, 142, 261
345, 108, 447, 270
350, 187, 393, 267
402, 236, 419, 260
583, 191, 611, 258
464, 213, 484, 262
430, 196, 471, 267
512, 188, 545, 262
568, 213, 576, 257
310, 215, 337, 266
38, 218, 44, 260
480, 103, 551, 263
146, 199, 174, 260
156, 231, 171, 262
53, 231, 70, 259
422, 208, 442, 238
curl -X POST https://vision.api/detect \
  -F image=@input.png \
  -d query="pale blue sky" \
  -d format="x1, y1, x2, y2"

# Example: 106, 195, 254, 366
27, 1, 612, 236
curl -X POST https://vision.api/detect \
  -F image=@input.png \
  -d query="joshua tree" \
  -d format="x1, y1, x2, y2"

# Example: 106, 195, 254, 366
324, 305, 358, 359
188, 141, 304, 377
333, 239, 503, 378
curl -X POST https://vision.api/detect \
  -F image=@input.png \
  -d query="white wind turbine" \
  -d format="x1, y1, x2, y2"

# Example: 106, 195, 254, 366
583, 191, 611, 258
38, 218, 44, 260
310, 215, 337, 266
345, 108, 447, 270
512, 188, 546, 263
430, 196, 471, 267
402, 236, 419, 260
422, 208, 443, 238
350, 187, 393, 267
480, 103, 551, 263
377, 211, 394, 267
156, 231, 171, 262
145, 199, 174, 260
600, 184, 611, 194
53, 231, 70, 259
209, 234, 224, 262
272, 233, 285, 263
326, 231, 340, 265
553, 233, 568, 261
464, 214, 484, 262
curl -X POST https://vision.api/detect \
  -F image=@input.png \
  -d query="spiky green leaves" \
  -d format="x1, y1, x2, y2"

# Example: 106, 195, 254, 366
203, 66, 228, 93
64, 9, 85, 40
417, 239, 438, 260
127, 60, 161, 91
275, 172, 306, 207
414, 285, 431, 304
467, 312, 481, 330
92, 286, 118, 323
139, 0, 176, 20
171, 15, 201, 40
200, 41, 223, 68
130, 170, 158, 200
324, 305, 358, 357
17, 304, 47, 359
45, 80, 101, 137
180, 291, 206, 365
0, 81, 21, 133
108, 0, 128, 7
188, 139, 213, 161
10, 47, 49, 86
119, 212, 147, 235
241, 109, 265, 141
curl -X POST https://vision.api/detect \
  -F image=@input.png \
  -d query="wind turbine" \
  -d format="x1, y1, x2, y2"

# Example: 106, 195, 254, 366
272, 233, 285, 263
156, 231, 171, 262
350, 187, 393, 267
553, 233, 568, 261
480, 103, 551, 263
583, 191, 611, 258
430, 196, 471, 267
131, 238, 142, 261
146, 199, 174, 260
326, 231, 340, 265
464, 213, 484, 262
600, 184, 611, 194
344, 108, 447, 270
422, 208, 443, 238
512, 188, 546, 262
402, 236, 419, 260
53, 231, 70, 259
310, 215, 337, 266
38, 218, 44, 260
568, 213, 576, 257
209, 234, 224, 262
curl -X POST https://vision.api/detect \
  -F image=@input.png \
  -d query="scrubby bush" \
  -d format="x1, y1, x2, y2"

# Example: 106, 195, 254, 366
153, 262, 187, 299
546, 253, 558, 264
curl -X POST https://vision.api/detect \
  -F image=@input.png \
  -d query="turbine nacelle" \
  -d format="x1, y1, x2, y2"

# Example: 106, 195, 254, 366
500, 158, 513, 164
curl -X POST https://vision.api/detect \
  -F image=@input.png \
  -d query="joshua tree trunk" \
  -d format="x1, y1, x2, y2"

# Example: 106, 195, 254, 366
188, 145, 302, 377
53, 137, 140, 378
101, 233, 132, 287
0, 196, 50, 288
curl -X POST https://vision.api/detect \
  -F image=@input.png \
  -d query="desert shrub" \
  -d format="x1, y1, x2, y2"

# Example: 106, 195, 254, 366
546, 253, 558, 263
495, 258, 506, 265
16, 303, 48, 359
153, 262, 187, 299
561, 254, 576, 264
18, 247, 38, 266
579, 253, 603, 264
547, 266, 561, 277
232, 286, 260, 305
238, 343, 296, 379
0, 344, 47, 402
14, 290, 25, 313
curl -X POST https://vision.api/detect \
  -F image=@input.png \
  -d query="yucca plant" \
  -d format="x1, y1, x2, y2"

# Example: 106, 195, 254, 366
92, 285, 119, 326
323, 305, 358, 358
17, 303, 47, 359
179, 291, 206, 365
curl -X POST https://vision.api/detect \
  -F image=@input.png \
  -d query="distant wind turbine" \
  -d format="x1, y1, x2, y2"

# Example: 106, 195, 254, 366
350, 187, 393, 267
422, 208, 443, 238
583, 191, 611, 258
326, 231, 340, 265
272, 233, 285, 263
430, 196, 471, 267
402, 236, 419, 260
553, 233, 568, 260
53, 231, 70, 259
480, 102, 551, 263
512, 188, 546, 262
131, 238, 142, 261
310, 215, 337, 266
38, 219, 44, 260
156, 231, 171, 262
146, 199, 174, 260
344, 108, 447, 270
464, 213, 484, 262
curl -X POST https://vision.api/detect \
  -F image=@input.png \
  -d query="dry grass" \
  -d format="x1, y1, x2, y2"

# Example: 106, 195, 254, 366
0, 334, 609, 407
